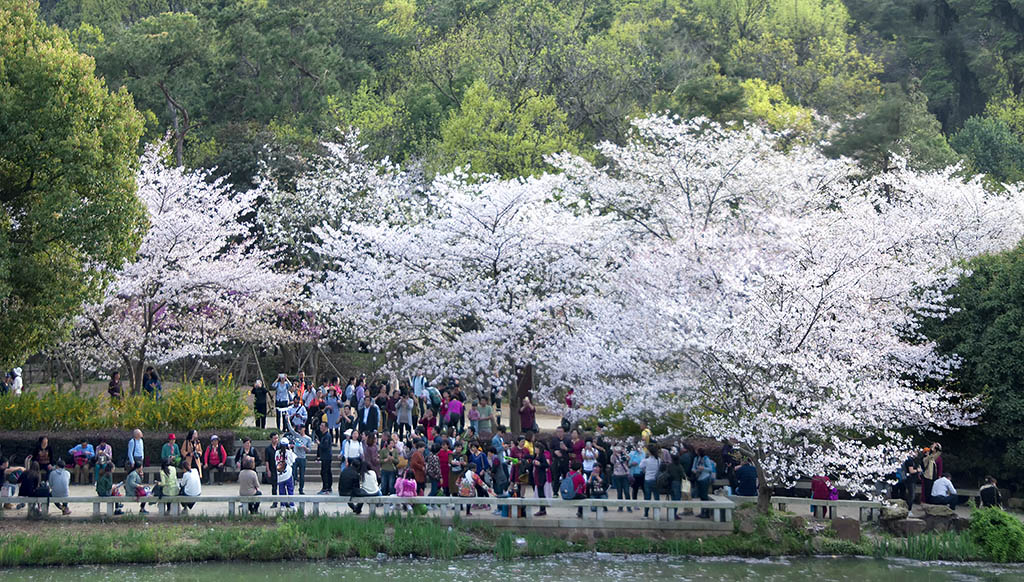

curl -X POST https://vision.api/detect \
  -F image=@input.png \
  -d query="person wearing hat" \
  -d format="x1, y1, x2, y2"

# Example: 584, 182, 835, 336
10, 367, 22, 396
275, 437, 296, 507
161, 434, 181, 466
202, 435, 228, 485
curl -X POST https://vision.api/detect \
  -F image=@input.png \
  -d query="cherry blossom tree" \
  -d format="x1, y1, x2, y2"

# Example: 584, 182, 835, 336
542, 116, 1024, 510
62, 147, 298, 393
311, 170, 612, 433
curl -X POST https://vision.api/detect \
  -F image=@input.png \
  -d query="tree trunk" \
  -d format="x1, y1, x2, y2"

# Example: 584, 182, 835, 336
509, 363, 535, 435
753, 459, 773, 513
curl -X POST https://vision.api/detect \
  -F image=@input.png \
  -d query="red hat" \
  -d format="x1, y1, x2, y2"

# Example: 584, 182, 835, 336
168, 433, 176, 440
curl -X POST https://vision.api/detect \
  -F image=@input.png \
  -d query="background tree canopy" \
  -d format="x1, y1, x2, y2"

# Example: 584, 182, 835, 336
0, 0, 145, 367
9, 0, 1024, 485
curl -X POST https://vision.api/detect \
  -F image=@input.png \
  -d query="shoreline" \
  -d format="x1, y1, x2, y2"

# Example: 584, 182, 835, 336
0, 514, 1007, 568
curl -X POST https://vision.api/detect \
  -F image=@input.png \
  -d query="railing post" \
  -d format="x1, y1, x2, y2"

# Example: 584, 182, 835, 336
313, 502, 320, 516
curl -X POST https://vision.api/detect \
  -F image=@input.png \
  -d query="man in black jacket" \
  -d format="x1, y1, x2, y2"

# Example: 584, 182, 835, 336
358, 396, 380, 434
339, 458, 363, 514
317, 423, 333, 494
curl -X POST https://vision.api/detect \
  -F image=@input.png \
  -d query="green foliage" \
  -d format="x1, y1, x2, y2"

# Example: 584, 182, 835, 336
432, 80, 582, 177
872, 531, 983, 562
825, 83, 956, 174
921, 243, 1024, 485
969, 506, 1024, 563
0, 0, 146, 367
951, 116, 1024, 184
0, 377, 246, 430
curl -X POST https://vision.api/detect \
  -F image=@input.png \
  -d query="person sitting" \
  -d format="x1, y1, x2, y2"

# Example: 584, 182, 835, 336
339, 458, 364, 514
155, 460, 179, 514
234, 437, 258, 469
735, 458, 759, 497
238, 457, 262, 515
202, 435, 228, 485
979, 476, 1003, 508
124, 462, 150, 515
68, 439, 95, 485
179, 458, 202, 512
95, 463, 123, 515
161, 434, 181, 466
48, 458, 71, 515
930, 472, 958, 510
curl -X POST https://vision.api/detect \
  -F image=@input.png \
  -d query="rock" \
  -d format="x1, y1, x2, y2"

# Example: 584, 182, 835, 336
953, 516, 972, 532
830, 517, 861, 542
734, 507, 758, 534
881, 502, 909, 522
788, 515, 806, 531
921, 504, 955, 518
889, 518, 927, 537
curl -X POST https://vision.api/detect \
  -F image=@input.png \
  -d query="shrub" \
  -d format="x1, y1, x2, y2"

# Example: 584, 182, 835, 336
969, 506, 1024, 562
0, 376, 247, 432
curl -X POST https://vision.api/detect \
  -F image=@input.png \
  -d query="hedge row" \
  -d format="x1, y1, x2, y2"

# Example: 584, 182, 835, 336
0, 377, 247, 431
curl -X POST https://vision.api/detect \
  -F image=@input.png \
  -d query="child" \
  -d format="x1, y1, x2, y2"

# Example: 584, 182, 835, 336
468, 401, 481, 434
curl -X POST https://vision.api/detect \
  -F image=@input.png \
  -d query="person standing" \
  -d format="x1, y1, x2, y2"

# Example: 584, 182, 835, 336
286, 395, 307, 433
379, 435, 397, 496
922, 445, 943, 505
142, 367, 163, 400
900, 449, 921, 512
735, 458, 759, 497
126, 429, 144, 469
396, 392, 414, 438
325, 386, 342, 444
291, 425, 312, 495
317, 423, 334, 494
251, 380, 269, 430
518, 397, 536, 434
340, 429, 363, 471
610, 445, 631, 512
107, 371, 122, 400
411, 441, 427, 495
275, 438, 296, 508
272, 373, 292, 431
181, 430, 203, 480
10, 367, 22, 396
263, 433, 279, 506
691, 448, 715, 519
358, 396, 380, 434
639, 448, 660, 518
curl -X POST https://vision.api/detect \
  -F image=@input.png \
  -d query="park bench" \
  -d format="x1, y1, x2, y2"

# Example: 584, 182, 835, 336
0, 493, 735, 526
729, 494, 884, 521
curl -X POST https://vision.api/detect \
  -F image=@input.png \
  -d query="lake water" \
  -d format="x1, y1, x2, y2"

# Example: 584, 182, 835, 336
2, 555, 1023, 581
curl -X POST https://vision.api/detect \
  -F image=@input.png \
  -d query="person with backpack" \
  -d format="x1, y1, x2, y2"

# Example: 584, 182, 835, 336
560, 462, 588, 518
691, 448, 715, 518
639, 448, 661, 518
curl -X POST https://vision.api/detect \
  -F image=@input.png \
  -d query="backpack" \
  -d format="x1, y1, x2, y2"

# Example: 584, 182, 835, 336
559, 474, 576, 500
656, 465, 672, 494
429, 388, 441, 407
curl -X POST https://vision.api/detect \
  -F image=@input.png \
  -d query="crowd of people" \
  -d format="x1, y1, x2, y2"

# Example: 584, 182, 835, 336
0, 370, 1007, 520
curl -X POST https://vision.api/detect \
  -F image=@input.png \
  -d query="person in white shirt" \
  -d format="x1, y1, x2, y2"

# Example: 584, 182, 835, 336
930, 472, 958, 509
339, 429, 363, 470
10, 367, 23, 395
179, 458, 202, 511
276, 438, 297, 508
